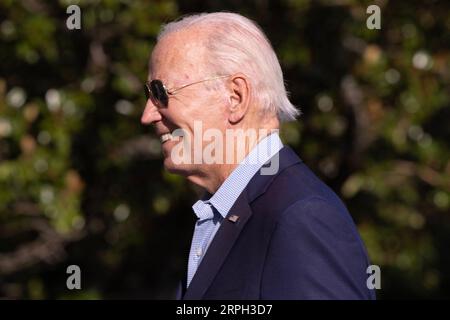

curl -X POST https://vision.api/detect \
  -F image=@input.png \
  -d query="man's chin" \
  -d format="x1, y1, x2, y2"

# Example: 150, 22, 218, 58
163, 157, 191, 176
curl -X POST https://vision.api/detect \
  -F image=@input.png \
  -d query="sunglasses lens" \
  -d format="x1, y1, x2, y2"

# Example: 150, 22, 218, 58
144, 84, 151, 100
149, 80, 168, 107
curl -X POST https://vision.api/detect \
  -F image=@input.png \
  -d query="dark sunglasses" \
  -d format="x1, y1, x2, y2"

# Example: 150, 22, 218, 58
144, 75, 230, 108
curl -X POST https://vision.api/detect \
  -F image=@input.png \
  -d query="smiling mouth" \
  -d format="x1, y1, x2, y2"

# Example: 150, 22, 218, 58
160, 133, 173, 144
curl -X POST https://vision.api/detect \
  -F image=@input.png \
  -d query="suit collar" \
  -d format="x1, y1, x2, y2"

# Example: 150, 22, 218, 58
183, 190, 253, 300
196, 132, 284, 218
182, 146, 302, 299
247, 146, 302, 202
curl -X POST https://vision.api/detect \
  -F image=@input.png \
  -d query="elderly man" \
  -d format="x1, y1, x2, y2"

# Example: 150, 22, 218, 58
141, 12, 375, 300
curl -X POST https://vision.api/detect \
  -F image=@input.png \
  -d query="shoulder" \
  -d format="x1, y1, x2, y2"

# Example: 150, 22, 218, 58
277, 196, 362, 246
260, 195, 373, 299
262, 164, 368, 266
251, 160, 349, 223
250, 161, 375, 299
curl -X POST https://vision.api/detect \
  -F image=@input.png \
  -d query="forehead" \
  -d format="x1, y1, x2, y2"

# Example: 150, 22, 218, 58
150, 29, 207, 85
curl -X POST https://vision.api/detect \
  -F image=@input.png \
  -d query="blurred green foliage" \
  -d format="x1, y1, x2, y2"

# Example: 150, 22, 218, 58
0, 0, 449, 299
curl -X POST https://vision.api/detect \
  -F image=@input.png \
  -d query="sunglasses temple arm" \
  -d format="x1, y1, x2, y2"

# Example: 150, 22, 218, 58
167, 75, 230, 94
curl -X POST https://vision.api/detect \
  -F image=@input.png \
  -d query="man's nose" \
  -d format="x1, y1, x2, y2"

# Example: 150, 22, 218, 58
141, 99, 162, 124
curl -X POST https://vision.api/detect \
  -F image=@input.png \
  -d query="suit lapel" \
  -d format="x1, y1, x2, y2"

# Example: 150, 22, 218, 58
183, 190, 253, 299
175, 281, 183, 300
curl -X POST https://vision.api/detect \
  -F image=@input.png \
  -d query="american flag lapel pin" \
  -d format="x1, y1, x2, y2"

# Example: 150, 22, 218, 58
228, 214, 240, 223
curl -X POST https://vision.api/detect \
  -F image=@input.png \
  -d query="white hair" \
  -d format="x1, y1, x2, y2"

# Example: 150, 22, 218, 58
157, 12, 300, 122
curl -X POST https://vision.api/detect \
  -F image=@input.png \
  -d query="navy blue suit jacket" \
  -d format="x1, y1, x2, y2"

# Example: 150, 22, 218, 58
177, 146, 376, 300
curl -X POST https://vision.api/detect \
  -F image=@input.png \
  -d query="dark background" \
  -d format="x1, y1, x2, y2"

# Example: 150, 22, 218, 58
0, 0, 449, 299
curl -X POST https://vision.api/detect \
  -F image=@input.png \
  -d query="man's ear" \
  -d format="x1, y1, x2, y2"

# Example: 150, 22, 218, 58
227, 73, 250, 124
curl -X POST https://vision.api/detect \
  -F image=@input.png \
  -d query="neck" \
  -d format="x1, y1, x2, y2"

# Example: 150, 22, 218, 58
188, 123, 279, 194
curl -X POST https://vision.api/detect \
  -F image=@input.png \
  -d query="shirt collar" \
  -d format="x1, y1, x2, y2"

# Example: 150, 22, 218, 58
192, 132, 283, 219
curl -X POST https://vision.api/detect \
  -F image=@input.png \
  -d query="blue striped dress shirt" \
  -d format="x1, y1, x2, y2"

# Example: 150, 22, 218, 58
187, 132, 283, 287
